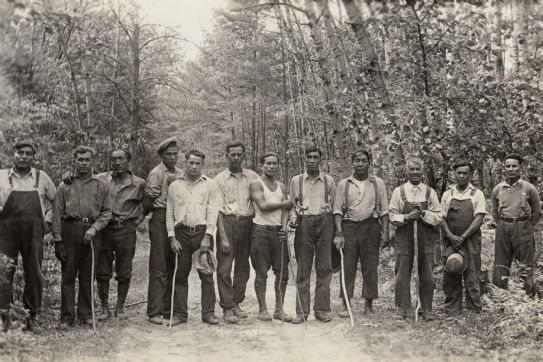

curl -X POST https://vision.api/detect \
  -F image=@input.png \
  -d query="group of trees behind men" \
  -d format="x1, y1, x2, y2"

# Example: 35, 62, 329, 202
1, 0, 543, 196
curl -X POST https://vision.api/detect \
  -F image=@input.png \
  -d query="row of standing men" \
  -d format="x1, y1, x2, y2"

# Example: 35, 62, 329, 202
0, 138, 540, 332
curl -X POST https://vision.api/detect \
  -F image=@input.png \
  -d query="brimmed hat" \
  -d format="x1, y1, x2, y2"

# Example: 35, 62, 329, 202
192, 249, 218, 275
443, 246, 468, 275
156, 137, 178, 155
14, 141, 37, 154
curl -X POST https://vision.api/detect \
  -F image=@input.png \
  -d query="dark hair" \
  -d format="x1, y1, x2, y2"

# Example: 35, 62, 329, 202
304, 147, 322, 158
73, 145, 96, 159
185, 149, 206, 161
225, 141, 246, 154
260, 152, 279, 164
109, 149, 132, 162
504, 153, 523, 165
452, 159, 473, 172
351, 149, 371, 162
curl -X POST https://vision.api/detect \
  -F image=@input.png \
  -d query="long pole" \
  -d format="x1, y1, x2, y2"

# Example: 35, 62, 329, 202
287, 229, 306, 329
169, 255, 178, 329
339, 248, 354, 328
90, 240, 96, 332
413, 220, 421, 323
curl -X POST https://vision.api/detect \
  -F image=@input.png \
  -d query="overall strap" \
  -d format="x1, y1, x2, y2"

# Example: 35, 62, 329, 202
425, 185, 431, 201
324, 174, 329, 205
34, 169, 40, 189
400, 184, 408, 203
469, 188, 476, 197
370, 177, 381, 216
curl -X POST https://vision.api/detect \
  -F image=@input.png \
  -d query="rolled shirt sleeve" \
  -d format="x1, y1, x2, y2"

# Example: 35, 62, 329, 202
42, 172, 57, 224
473, 189, 487, 216
377, 178, 389, 216
388, 187, 406, 225
528, 184, 542, 224
52, 183, 66, 241
333, 179, 346, 216
421, 188, 442, 226
144, 170, 163, 199
206, 181, 220, 236
91, 181, 112, 232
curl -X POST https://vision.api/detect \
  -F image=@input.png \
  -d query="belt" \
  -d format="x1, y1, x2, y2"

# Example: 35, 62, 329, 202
299, 214, 331, 219
109, 218, 136, 227
223, 214, 253, 221
255, 224, 282, 231
342, 218, 377, 224
63, 217, 96, 224
175, 224, 206, 233
499, 216, 530, 222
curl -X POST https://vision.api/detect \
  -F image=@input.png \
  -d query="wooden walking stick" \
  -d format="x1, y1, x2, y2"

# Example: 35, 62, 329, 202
286, 228, 307, 329
169, 254, 179, 329
90, 240, 96, 332
413, 219, 421, 323
339, 248, 354, 328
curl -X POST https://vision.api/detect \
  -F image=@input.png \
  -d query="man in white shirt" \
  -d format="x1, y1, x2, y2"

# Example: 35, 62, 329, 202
389, 157, 441, 320
440, 159, 486, 314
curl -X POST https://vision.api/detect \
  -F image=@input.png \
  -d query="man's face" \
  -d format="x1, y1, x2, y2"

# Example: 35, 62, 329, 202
226, 146, 245, 170
185, 154, 204, 177
261, 155, 279, 178
504, 158, 521, 180
75, 151, 93, 174
111, 150, 129, 175
305, 151, 321, 172
352, 153, 370, 175
161, 145, 179, 169
454, 166, 472, 187
407, 162, 423, 184
13, 146, 34, 170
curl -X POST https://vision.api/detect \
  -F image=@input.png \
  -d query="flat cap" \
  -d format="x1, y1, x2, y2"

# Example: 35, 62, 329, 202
14, 141, 37, 154
156, 137, 178, 155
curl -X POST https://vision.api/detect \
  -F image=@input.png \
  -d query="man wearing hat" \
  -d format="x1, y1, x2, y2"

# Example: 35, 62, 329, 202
94, 149, 146, 321
491, 154, 542, 295
389, 157, 441, 320
440, 159, 486, 314
167, 150, 220, 325
144, 137, 183, 325
214, 141, 259, 324
0, 141, 56, 333
52, 146, 112, 328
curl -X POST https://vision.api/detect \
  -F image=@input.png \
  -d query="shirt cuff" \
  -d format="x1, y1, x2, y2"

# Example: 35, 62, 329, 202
205, 226, 216, 236
167, 229, 175, 238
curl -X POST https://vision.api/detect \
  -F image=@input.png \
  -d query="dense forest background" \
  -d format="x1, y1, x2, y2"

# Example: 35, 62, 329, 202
1, 0, 543, 195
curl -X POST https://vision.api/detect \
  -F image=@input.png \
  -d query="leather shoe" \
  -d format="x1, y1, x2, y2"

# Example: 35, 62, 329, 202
273, 310, 292, 322
168, 316, 186, 326
26, 316, 43, 334
202, 314, 220, 325
223, 309, 239, 324
258, 309, 272, 321
364, 299, 374, 314
148, 316, 163, 325
338, 305, 350, 318
80, 318, 94, 327
315, 311, 332, 322
232, 304, 248, 318
290, 314, 307, 324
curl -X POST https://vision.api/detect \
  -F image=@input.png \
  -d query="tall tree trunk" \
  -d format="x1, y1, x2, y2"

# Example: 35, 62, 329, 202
488, 0, 504, 81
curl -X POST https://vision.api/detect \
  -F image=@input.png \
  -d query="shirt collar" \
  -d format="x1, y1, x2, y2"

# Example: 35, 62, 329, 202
105, 171, 135, 185
453, 183, 475, 194
225, 168, 248, 178
504, 178, 523, 188
303, 172, 324, 182
9, 167, 34, 179
180, 173, 207, 183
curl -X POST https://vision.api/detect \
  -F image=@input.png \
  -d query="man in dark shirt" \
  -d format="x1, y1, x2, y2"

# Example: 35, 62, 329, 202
52, 146, 112, 328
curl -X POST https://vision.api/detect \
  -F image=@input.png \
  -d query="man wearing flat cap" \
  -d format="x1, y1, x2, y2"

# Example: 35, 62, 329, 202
491, 154, 542, 295
0, 141, 56, 333
440, 159, 486, 314
144, 137, 183, 325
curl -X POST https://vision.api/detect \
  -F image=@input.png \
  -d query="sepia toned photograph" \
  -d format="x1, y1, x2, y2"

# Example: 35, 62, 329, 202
0, 0, 542, 361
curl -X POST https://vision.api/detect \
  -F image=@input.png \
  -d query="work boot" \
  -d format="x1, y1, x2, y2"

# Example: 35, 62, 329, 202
168, 316, 186, 326
339, 300, 351, 318
80, 318, 94, 327
223, 309, 239, 324
115, 281, 130, 320
364, 299, 374, 314
25, 315, 43, 334
256, 288, 271, 321
272, 310, 293, 322
148, 316, 163, 325
202, 314, 220, 325
314, 311, 333, 322
232, 304, 248, 318
291, 314, 307, 324
1, 314, 10, 332
258, 309, 272, 321
96, 279, 111, 321
273, 283, 291, 322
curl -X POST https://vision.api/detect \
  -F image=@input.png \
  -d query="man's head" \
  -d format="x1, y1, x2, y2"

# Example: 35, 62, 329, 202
110, 149, 131, 176
225, 141, 246, 171
452, 159, 473, 188
504, 154, 523, 181
304, 147, 322, 173
260, 152, 280, 178
406, 157, 424, 185
185, 150, 205, 178
351, 149, 370, 176
13, 142, 36, 172
73, 146, 96, 176
157, 137, 179, 169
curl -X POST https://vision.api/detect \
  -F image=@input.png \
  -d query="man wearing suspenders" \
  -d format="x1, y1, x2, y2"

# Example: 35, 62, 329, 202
491, 154, 542, 295
0, 142, 56, 333
389, 157, 441, 320
289, 147, 336, 323
249, 153, 292, 321
333, 150, 389, 316
440, 160, 486, 314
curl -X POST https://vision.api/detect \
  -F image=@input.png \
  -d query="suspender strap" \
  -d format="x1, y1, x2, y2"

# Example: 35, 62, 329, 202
324, 174, 329, 205
469, 188, 476, 197
425, 185, 431, 201
370, 177, 381, 216
400, 184, 408, 204
34, 170, 40, 189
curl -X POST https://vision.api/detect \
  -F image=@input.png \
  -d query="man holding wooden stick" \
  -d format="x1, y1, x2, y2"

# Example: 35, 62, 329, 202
389, 157, 441, 320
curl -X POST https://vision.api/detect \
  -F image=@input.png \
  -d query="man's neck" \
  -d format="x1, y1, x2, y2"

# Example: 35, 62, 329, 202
409, 180, 421, 186
229, 166, 242, 174
77, 171, 92, 180
506, 176, 520, 185
262, 174, 275, 184
353, 172, 368, 181
306, 169, 319, 179
13, 166, 31, 177
113, 171, 130, 183
186, 173, 201, 183
456, 183, 468, 192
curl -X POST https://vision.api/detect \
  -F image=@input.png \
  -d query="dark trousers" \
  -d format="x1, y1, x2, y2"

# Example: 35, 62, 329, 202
339, 219, 380, 304
216, 215, 252, 311
394, 222, 435, 315
492, 220, 535, 295
0, 218, 43, 315
60, 221, 101, 323
250, 225, 289, 311
168, 227, 216, 320
97, 223, 137, 283
443, 234, 482, 313
147, 209, 171, 318
294, 214, 333, 315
